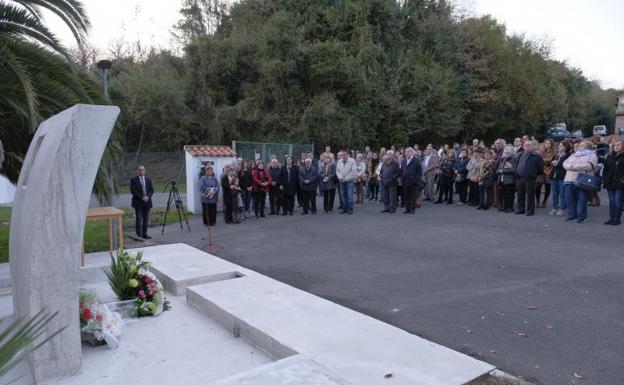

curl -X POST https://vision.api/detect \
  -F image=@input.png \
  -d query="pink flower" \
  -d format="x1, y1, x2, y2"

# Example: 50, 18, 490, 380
138, 290, 146, 298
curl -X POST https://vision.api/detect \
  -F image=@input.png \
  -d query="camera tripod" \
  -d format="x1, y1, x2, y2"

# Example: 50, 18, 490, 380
161, 181, 191, 234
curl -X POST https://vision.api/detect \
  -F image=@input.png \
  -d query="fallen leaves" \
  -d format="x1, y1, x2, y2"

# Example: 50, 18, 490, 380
573, 372, 583, 379
527, 305, 539, 310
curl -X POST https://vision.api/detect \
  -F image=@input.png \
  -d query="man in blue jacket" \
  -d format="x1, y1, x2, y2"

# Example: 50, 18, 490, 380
401, 147, 422, 214
299, 158, 319, 215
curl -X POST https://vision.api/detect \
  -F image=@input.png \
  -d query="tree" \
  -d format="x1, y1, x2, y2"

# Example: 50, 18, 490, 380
0, 0, 107, 186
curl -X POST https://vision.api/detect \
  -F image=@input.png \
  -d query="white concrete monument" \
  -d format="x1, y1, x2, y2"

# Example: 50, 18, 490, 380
9, 104, 120, 383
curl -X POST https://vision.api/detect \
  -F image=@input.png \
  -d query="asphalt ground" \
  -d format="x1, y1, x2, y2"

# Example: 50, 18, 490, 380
148, 193, 624, 385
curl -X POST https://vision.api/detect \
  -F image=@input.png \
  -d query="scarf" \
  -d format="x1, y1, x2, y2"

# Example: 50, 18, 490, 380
574, 149, 592, 157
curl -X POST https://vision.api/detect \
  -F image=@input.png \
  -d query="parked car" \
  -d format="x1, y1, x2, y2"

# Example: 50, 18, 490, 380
593, 125, 607, 136
571, 130, 584, 139
541, 123, 571, 142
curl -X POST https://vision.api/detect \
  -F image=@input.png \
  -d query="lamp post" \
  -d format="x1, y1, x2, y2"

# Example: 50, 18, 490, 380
96, 59, 112, 100
96, 59, 114, 205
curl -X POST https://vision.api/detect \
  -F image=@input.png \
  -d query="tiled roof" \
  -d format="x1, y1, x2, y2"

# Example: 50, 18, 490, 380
184, 145, 236, 157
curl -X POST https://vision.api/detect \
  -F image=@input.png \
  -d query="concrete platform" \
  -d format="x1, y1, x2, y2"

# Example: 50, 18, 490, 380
209, 355, 350, 385
125, 243, 250, 296
2, 244, 496, 385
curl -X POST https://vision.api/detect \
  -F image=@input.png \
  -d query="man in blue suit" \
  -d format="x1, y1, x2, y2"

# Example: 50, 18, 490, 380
401, 147, 422, 214
130, 165, 154, 239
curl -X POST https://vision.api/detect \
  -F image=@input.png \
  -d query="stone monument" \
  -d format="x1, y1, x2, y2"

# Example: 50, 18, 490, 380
9, 104, 120, 383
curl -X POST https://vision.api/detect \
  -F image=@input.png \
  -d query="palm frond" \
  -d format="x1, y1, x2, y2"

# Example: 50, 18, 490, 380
0, 41, 38, 127
0, 3, 67, 56
0, 310, 65, 378
12, 0, 90, 46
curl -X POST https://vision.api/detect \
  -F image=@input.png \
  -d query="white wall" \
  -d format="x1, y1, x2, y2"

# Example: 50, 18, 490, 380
185, 154, 236, 214
0, 175, 15, 204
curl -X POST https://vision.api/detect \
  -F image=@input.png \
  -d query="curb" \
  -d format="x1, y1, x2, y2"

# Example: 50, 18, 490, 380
491, 369, 536, 385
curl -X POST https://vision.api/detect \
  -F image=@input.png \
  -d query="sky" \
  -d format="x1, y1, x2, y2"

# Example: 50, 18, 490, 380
45, 0, 623, 89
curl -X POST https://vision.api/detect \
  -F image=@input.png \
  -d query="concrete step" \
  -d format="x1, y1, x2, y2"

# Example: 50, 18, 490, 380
181, 257, 494, 384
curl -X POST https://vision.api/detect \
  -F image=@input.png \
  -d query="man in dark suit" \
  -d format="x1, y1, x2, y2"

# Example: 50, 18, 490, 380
514, 141, 544, 216
401, 147, 422, 214
280, 155, 299, 215
381, 150, 401, 213
130, 165, 154, 239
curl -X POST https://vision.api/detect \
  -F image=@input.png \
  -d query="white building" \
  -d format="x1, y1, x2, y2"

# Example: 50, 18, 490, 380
184, 145, 237, 214
0, 175, 15, 204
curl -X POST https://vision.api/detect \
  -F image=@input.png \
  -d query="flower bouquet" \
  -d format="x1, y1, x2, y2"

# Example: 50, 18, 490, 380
79, 289, 122, 348
103, 249, 171, 317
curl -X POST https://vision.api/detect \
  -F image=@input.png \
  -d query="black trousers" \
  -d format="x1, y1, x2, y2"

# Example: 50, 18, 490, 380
282, 194, 295, 214
369, 181, 379, 199
383, 184, 398, 211
502, 183, 515, 211
134, 205, 150, 237
468, 181, 479, 205
479, 184, 492, 208
438, 175, 453, 202
404, 184, 418, 212
269, 187, 282, 214
456, 181, 468, 203
516, 176, 536, 213
302, 190, 317, 213
202, 203, 217, 226
323, 189, 336, 212
253, 191, 266, 216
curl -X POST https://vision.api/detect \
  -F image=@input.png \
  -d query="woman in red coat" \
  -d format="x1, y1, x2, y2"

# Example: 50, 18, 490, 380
252, 160, 272, 217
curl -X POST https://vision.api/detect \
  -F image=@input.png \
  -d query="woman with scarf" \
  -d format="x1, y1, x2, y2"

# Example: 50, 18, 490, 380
467, 150, 483, 207
535, 139, 555, 208
602, 138, 624, 225
199, 166, 220, 226
563, 140, 598, 224
435, 150, 455, 204
237, 160, 253, 219
252, 160, 272, 218
549, 141, 572, 216
453, 148, 470, 205
496, 145, 516, 213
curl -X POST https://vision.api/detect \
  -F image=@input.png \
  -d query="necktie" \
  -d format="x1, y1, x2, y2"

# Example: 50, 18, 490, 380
140, 177, 146, 195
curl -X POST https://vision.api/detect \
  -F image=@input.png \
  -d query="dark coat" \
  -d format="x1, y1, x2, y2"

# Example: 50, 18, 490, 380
221, 174, 231, 204
268, 167, 282, 189
280, 165, 299, 196
380, 161, 401, 186
551, 152, 571, 180
453, 157, 469, 176
299, 165, 319, 191
515, 151, 544, 178
603, 152, 624, 190
319, 162, 337, 190
130, 175, 154, 209
401, 157, 422, 187
238, 169, 253, 190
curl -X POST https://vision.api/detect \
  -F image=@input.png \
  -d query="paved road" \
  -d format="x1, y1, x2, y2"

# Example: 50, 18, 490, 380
148, 195, 624, 385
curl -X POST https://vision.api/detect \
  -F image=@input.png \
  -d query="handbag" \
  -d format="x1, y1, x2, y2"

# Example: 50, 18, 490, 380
454, 173, 465, 183
574, 173, 602, 192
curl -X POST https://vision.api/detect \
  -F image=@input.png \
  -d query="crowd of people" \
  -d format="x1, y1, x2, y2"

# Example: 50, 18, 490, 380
198, 135, 624, 227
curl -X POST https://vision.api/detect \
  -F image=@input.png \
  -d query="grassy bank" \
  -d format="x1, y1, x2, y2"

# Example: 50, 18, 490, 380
0, 206, 192, 263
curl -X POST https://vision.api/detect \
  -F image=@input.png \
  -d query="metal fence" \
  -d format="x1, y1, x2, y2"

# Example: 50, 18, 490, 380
233, 141, 315, 163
